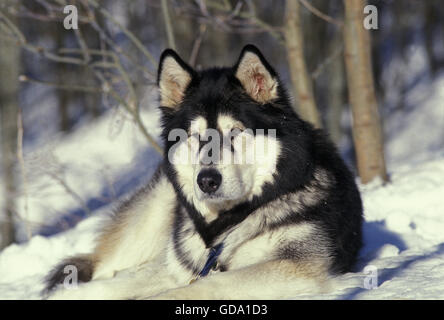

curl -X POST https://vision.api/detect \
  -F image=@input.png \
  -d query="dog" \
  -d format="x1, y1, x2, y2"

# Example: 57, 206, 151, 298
44, 44, 363, 299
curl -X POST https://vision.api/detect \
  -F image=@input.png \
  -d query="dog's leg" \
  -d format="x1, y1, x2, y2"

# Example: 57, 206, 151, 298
91, 174, 176, 280
150, 259, 333, 300
47, 260, 186, 300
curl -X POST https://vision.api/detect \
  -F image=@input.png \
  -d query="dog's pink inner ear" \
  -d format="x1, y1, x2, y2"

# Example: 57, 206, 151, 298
235, 52, 278, 104
159, 56, 192, 108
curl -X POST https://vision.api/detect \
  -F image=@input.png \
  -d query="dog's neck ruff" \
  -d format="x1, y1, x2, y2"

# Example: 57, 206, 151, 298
182, 197, 257, 248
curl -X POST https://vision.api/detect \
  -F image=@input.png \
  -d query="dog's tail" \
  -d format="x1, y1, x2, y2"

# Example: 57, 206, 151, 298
43, 255, 94, 296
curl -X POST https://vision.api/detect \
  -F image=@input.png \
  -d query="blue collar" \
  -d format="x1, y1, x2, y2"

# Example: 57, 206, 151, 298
198, 243, 224, 277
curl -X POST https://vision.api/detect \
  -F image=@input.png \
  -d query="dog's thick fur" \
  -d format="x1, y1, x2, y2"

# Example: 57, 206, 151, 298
44, 45, 363, 300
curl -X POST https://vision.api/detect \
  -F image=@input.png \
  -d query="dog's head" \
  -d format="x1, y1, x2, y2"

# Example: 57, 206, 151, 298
157, 45, 304, 219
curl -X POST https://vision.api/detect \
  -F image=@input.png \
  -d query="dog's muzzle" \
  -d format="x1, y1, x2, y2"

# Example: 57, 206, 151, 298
197, 169, 222, 194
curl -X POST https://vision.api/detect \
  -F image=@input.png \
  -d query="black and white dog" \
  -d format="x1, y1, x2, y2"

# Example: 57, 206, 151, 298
45, 45, 363, 299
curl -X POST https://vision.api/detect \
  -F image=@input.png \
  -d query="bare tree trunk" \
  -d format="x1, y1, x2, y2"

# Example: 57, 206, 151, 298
326, 31, 346, 146
343, 0, 387, 184
55, 28, 71, 132
284, 0, 322, 128
0, 7, 20, 249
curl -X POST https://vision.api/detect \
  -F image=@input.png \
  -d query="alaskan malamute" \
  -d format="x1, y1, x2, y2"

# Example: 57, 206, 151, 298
44, 45, 363, 299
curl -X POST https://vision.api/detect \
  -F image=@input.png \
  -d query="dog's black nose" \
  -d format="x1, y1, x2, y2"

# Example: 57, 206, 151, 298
197, 169, 222, 194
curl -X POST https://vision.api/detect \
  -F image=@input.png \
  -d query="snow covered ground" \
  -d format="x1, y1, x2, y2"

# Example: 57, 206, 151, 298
1, 72, 444, 299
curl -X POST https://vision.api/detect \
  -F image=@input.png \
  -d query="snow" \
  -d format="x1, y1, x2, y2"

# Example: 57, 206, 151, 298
384, 57, 444, 168
13, 87, 162, 240
1, 72, 444, 299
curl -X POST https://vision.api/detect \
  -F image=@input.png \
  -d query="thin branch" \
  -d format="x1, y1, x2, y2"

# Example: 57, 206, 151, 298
161, 0, 176, 49
311, 44, 343, 80
2, 1, 162, 154
87, 0, 157, 67
299, 0, 343, 28
222, 0, 232, 11
82, 3, 155, 78
0, 10, 26, 43
226, 1, 243, 20
0, 33, 85, 65
46, 170, 92, 217
204, 0, 285, 44
2, 28, 160, 154
13, 6, 91, 24
73, 27, 91, 63
20, 74, 163, 155
19, 75, 104, 93
189, 24, 207, 67
34, 0, 54, 13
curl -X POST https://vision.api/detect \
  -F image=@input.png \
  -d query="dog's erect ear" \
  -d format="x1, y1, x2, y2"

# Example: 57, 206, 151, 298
158, 49, 195, 108
234, 44, 279, 104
